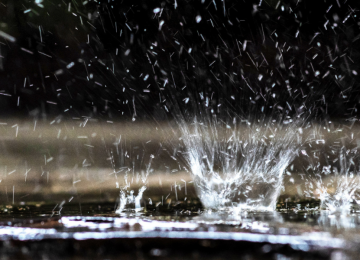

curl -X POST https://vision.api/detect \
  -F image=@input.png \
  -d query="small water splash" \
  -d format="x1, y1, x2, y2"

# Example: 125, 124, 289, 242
115, 160, 152, 214
178, 115, 301, 212
307, 157, 360, 214
112, 138, 155, 214
116, 186, 147, 213
302, 129, 360, 215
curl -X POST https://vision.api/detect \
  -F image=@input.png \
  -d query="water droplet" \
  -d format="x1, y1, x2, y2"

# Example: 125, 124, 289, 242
196, 15, 202, 23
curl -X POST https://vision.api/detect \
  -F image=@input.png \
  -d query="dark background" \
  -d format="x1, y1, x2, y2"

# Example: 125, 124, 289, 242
0, 0, 359, 123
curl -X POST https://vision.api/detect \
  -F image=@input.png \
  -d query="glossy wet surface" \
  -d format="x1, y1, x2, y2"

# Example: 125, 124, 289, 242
0, 202, 359, 259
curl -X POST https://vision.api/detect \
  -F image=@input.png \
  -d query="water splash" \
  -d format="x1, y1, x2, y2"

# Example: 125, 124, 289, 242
302, 128, 360, 214
306, 150, 360, 214
117, 186, 147, 213
178, 115, 301, 212
113, 139, 155, 214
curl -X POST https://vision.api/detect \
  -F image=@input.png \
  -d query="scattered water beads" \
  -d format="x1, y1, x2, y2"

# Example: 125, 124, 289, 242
179, 116, 302, 212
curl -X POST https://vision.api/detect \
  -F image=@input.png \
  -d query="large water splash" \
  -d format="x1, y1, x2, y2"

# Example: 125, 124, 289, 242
178, 115, 302, 212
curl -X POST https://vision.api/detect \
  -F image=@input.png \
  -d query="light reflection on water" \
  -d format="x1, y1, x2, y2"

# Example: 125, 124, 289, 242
0, 214, 347, 249
1, 203, 360, 259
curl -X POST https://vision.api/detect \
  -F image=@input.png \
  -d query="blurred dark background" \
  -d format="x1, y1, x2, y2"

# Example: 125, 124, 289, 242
0, 0, 359, 123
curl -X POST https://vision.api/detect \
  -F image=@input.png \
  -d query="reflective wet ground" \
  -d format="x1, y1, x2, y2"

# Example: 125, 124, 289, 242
0, 201, 359, 260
